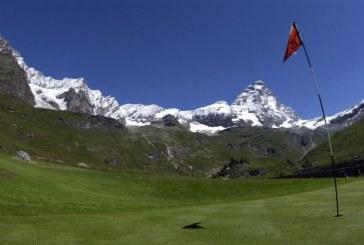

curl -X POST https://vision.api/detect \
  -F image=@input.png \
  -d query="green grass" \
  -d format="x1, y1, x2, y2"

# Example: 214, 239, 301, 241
303, 119, 364, 165
0, 91, 326, 177
1, 155, 363, 244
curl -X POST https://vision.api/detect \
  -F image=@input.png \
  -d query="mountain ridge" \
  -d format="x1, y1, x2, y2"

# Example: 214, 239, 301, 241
0, 35, 363, 177
1, 35, 363, 134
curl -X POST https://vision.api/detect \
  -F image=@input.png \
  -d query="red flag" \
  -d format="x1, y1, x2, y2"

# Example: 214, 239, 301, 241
283, 22, 303, 62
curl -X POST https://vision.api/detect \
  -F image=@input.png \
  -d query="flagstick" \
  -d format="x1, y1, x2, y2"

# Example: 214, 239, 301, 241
301, 42, 341, 217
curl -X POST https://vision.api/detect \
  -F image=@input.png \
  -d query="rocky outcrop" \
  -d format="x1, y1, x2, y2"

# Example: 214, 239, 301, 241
151, 114, 180, 127
0, 38, 35, 106
58, 114, 124, 130
193, 113, 234, 127
77, 162, 90, 169
56, 88, 93, 114
16, 150, 31, 162
212, 158, 251, 179
329, 102, 364, 129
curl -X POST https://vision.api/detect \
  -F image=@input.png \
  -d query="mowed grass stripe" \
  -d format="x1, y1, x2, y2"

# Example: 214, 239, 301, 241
1, 181, 363, 244
0, 156, 345, 216
0, 155, 363, 244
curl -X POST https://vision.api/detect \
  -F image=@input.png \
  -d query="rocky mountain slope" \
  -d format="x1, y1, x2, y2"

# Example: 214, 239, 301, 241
0, 39, 34, 106
0, 92, 322, 177
297, 100, 364, 130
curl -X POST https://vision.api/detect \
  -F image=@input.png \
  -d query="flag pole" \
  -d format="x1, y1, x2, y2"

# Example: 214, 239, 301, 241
299, 37, 341, 217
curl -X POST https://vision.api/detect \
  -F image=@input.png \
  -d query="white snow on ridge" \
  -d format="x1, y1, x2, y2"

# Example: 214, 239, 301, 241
189, 122, 226, 135
231, 109, 262, 126
296, 99, 364, 129
114, 104, 164, 126
7, 43, 122, 118
193, 100, 232, 116
12, 49, 88, 109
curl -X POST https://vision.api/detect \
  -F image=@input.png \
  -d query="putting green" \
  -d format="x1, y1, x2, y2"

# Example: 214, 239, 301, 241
0, 156, 363, 244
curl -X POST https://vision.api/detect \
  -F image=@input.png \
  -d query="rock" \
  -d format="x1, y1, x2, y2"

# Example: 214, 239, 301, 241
77, 162, 90, 169
0, 38, 35, 106
41, 97, 60, 110
193, 113, 234, 127
16, 150, 31, 162
329, 102, 364, 129
59, 114, 124, 130
212, 158, 251, 179
151, 114, 180, 127
56, 88, 93, 114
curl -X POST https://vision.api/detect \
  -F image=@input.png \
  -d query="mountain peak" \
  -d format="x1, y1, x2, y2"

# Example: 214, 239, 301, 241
245, 80, 266, 91
232, 80, 272, 106
254, 80, 265, 85
231, 80, 299, 127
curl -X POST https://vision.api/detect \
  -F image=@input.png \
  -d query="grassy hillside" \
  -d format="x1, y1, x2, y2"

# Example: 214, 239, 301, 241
0, 156, 363, 244
303, 119, 364, 166
0, 93, 320, 177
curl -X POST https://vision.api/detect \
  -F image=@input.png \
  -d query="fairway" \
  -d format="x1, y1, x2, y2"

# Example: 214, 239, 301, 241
0, 156, 363, 244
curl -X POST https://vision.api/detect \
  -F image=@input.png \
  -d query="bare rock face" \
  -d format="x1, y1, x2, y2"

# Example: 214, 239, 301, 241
212, 158, 251, 179
193, 113, 234, 127
56, 88, 93, 114
151, 114, 180, 127
16, 150, 31, 162
58, 114, 124, 130
0, 38, 35, 106
329, 102, 364, 129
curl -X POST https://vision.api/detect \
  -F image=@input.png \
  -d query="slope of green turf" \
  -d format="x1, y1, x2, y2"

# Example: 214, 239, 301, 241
0, 93, 321, 177
303, 119, 364, 165
0, 155, 363, 244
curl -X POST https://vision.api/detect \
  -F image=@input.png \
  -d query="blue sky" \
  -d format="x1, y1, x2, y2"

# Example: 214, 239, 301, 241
1, 0, 363, 118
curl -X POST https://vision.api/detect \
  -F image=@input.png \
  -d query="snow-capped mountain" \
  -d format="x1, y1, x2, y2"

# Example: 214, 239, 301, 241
108, 81, 301, 132
1, 35, 363, 135
231, 81, 299, 128
13, 49, 122, 117
296, 99, 364, 130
